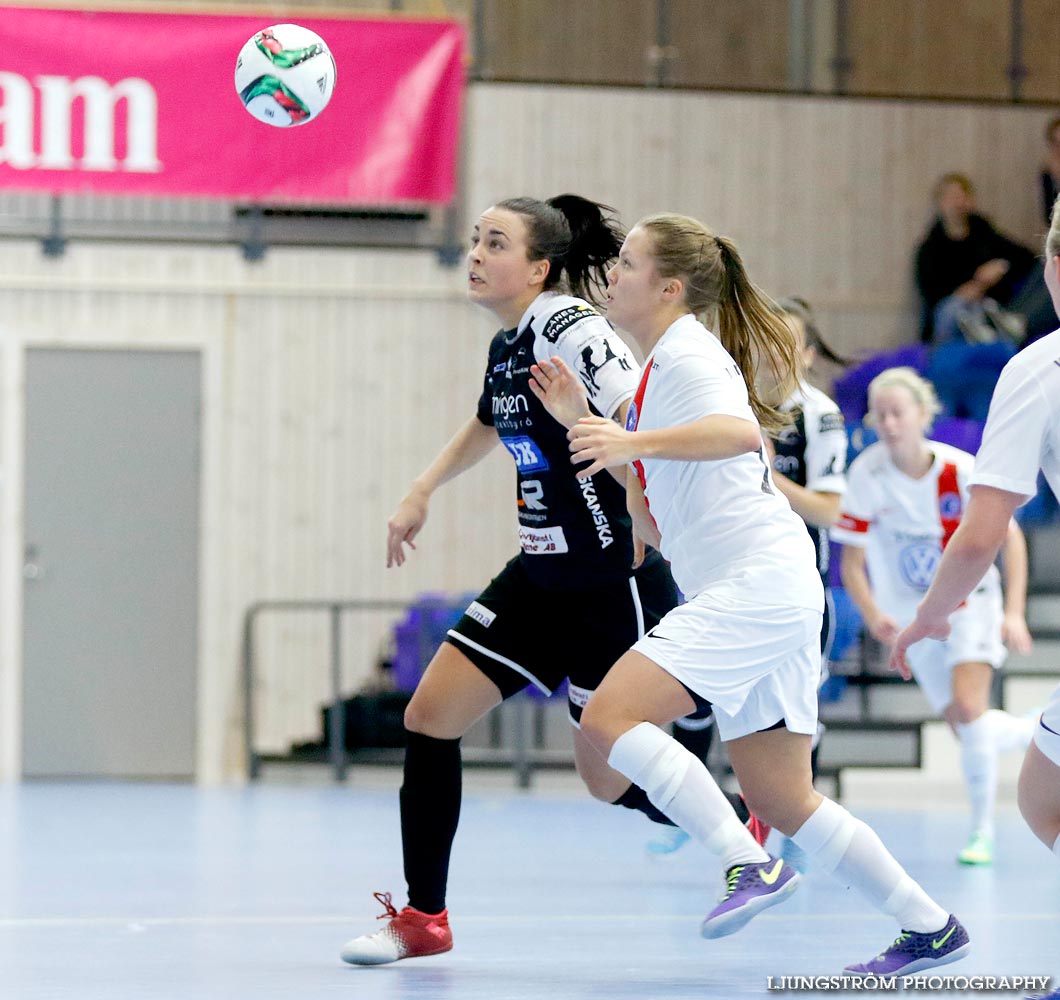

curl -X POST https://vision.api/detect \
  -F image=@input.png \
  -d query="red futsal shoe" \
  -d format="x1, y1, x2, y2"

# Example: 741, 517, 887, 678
340, 891, 453, 966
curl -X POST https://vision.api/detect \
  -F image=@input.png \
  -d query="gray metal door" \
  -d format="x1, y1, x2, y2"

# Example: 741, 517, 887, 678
22, 348, 201, 778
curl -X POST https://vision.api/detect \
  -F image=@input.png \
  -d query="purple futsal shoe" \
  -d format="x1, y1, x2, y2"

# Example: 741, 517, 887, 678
844, 914, 970, 976
700, 857, 801, 939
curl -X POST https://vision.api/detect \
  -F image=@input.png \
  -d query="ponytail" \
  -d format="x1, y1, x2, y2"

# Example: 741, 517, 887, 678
497, 194, 624, 307
713, 237, 800, 437
637, 214, 800, 436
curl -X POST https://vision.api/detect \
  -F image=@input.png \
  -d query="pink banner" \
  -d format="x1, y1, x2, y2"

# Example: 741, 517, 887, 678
0, 8, 464, 204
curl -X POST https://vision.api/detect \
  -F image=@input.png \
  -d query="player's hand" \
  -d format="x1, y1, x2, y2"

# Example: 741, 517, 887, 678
528, 356, 591, 429
1001, 612, 1034, 656
866, 610, 901, 647
890, 614, 951, 680
386, 492, 429, 568
632, 532, 645, 569
974, 258, 1010, 290
568, 416, 638, 479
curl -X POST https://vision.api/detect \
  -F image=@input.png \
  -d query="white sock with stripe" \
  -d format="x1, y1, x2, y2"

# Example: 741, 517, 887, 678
956, 714, 997, 838
790, 797, 949, 933
608, 722, 768, 870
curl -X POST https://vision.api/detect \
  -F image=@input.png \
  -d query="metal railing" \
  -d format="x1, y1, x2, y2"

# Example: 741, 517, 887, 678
243, 599, 410, 782
242, 598, 551, 786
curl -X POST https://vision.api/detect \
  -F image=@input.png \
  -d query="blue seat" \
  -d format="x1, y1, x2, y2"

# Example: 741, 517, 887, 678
833, 344, 930, 425
926, 341, 1015, 421
931, 416, 985, 455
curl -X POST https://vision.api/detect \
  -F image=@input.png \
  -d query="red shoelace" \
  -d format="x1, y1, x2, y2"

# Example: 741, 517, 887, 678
373, 891, 399, 920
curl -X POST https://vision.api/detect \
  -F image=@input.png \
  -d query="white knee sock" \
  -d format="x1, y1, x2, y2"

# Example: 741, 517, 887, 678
956, 714, 997, 838
983, 708, 1035, 753
1053, 832, 1060, 861
608, 722, 768, 870
790, 797, 949, 933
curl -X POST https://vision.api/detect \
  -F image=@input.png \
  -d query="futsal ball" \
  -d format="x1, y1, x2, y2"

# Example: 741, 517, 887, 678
234, 24, 336, 127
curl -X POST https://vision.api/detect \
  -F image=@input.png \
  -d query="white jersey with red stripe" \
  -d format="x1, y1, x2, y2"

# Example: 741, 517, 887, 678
831, 439, 1001, 621
625, 313, 822, 609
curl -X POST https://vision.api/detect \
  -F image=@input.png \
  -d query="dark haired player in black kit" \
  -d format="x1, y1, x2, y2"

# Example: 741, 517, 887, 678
339, 194, 690, 966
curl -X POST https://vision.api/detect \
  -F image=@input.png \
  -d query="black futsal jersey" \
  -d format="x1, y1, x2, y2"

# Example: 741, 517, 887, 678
477, 291, 641, 591
771, 382, 848, 578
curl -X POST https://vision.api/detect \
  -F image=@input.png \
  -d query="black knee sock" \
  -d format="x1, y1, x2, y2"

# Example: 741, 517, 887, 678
725, 789, 750, 824
671, 717, 715, 763
613, 782, 749, 827
400, 731, 461, 914
612, 783, 677, 826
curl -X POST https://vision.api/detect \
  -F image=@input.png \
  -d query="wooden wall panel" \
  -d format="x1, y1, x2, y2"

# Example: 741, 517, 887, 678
670, 0, 789, 91
478, 0, 656, 84
1021, 0, 1060, 103
0, 85, 1055, 781
845, 0, 1010, 100
468, 85, 1047, 357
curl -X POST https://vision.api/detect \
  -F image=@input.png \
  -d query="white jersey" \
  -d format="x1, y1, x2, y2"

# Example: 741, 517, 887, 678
831, 440, 1002, 621
970, 326, 1060, 501
626, 313, 822, 609
969, 327, 1060, 764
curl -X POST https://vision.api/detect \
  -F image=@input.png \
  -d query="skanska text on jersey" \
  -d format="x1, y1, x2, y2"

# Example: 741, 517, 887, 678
580, 476, 613, 549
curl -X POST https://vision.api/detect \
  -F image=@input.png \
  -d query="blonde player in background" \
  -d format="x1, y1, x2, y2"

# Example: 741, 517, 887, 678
834, 367, 1034, 866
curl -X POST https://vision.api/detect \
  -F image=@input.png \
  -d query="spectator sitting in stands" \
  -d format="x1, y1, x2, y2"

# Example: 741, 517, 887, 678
915, 172, 1035, 347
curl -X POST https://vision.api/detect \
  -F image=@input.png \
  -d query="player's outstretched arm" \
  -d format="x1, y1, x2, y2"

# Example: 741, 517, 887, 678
386, 416, 499, 568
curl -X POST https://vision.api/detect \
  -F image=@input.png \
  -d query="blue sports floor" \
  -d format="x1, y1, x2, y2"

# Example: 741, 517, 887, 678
0, 774, 1056, 1000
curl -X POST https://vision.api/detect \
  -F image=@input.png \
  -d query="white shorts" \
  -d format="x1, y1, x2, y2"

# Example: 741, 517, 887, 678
903, 588, 1006, 715
1034, 683, 1060, 769
631, 593, 823, 742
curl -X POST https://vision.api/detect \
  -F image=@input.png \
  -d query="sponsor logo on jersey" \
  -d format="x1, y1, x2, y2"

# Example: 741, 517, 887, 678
773, 454, 801, 475
518, 479, 547, 511
576, 337, 634, 394
819, 411, 846, 434
567, 683, 592, 708
899, 541, 942, 591
518, 525, 568, 554
542, 304, 599, 343
502, 436, 549, 473
579, 476, 614, 549
465, 601, 496, 628
493, 393, 529, 420
625, 401, 638, 431
938, 491, 962, 519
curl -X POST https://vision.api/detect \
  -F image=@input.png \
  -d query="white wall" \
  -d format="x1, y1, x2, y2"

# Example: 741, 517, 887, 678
0, 84, 1052, 781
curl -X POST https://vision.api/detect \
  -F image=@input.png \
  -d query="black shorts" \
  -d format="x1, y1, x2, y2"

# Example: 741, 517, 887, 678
446, 549, 679, 724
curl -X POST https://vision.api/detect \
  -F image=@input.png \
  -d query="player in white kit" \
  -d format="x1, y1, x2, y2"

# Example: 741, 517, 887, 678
894, 198, 1060, 1000
833, 367, 1034, 866
557, 212, 968, 976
